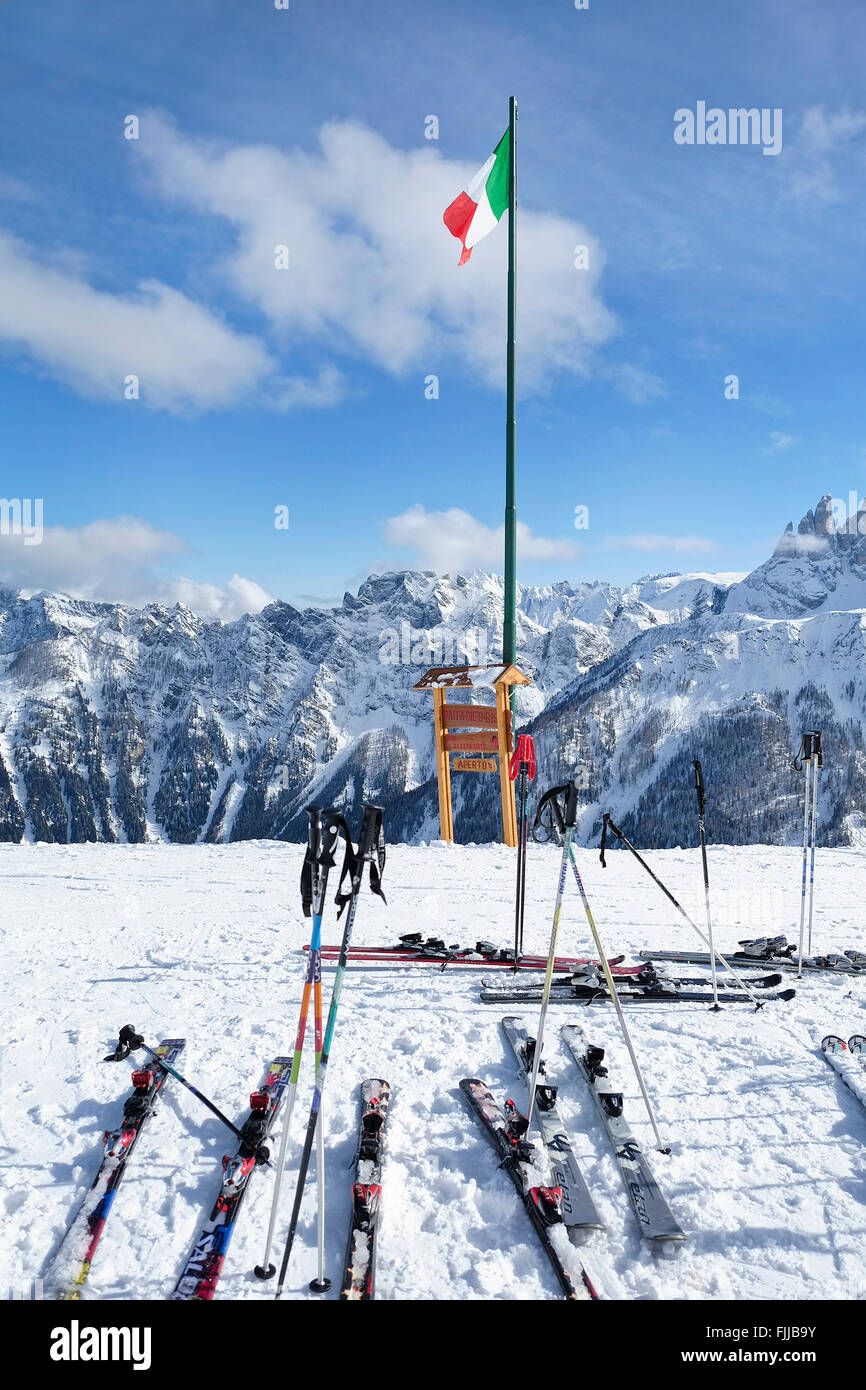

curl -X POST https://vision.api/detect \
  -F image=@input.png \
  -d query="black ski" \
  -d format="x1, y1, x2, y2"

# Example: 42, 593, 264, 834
561, 1027, 686, 1248
483, 980, 795, 1006
640, 937, 865, 975
46, 1037, 186, 1299
341, 1079, 391, 1301
485, 969, 785, 992
501, 1017, 604, 1240
460, 1078, 599, 1300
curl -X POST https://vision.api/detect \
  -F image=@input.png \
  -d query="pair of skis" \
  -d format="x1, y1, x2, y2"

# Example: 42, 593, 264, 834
308, 937, 631, 973
463, 1020, 685, 1298
482, 967, 796, 1006
642, 935, 866, 975
820, 1035, 866, 1119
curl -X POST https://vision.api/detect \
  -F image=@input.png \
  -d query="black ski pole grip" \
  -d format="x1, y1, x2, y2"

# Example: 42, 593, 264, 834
563, 781, 578, 829
300, 805, 323, 918
692, 759, 706, 813
357, 804, 385, 860
533, 783, 568, 835
599, 814, 608, 867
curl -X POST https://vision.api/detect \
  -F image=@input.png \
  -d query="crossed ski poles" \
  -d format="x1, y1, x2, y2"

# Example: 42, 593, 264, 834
529, 782, 669, 1154
253, 802, 386, 1296
274, 803, 385, 1298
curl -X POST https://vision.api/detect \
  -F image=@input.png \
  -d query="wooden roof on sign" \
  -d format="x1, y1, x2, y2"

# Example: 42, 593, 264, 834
413, 663, 532, 690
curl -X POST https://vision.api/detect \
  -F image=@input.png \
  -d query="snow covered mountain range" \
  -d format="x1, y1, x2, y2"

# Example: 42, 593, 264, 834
1, 494, 864, 847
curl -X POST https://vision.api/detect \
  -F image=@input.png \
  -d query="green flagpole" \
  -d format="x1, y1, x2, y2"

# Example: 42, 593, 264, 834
503, 95, 517, 672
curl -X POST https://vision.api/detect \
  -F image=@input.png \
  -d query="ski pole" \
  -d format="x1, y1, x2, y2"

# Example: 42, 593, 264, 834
807, 732, 822, 956
793, 734, 814, 979
567, 842, 669, 1153
255, 807, 338, 1280
310, 934, 329, 1293
599, 815, 765, 1008
525, 782, 578, 1124
104, 1025, 244, 1142
275, 805, 386, 1299
692, 760, 720, 1010
509, 735, 536, 963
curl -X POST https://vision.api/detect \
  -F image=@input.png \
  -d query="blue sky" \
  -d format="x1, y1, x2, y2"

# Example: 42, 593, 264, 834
0, 0, 865, 615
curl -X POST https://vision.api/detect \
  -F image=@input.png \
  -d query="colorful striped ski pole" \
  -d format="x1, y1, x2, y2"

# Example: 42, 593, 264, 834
255, 808, 338, 1280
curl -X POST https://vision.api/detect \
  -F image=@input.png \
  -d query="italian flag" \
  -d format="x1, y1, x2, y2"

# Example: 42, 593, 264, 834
443, 129, 510, 266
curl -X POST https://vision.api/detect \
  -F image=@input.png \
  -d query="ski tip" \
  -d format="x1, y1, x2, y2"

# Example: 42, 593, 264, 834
254, 1263, 276, 1280
778, 989, 797, 1002
821, 1034, 848, 1053
849, 1035, 866, 1052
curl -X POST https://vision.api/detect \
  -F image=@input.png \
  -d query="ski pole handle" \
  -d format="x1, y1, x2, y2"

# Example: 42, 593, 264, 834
692, 759, 706, 815
356, 803, 385, 860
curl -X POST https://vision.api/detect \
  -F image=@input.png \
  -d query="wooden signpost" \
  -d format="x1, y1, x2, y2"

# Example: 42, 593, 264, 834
413, 663, 532, 847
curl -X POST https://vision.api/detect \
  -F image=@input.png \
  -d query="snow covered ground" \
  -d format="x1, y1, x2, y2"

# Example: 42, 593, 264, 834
2, 839, 865, 1302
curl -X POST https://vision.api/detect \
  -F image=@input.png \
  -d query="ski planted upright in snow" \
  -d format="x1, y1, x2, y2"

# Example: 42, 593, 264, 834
561, 1026, 686, 1249
341, 1079, 391, 1300
501, 1017, 604, 1241
172, 1056, 293, 1300
460, 1077, 599, 1300
47, 1037, 186, 1300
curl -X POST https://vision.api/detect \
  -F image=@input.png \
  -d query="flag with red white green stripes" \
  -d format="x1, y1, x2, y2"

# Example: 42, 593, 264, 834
443, 129, 510, 266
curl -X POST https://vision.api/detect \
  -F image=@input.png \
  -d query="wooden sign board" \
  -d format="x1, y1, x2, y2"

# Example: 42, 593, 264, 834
414, 665, 533, 847
443, 704, 498, 729
444, 732, 498, 753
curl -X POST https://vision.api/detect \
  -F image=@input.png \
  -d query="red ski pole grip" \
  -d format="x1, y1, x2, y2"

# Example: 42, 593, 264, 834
509, 734, 537, 781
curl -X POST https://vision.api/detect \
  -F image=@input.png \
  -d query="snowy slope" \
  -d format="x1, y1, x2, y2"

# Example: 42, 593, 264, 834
3, 840, 865, 1301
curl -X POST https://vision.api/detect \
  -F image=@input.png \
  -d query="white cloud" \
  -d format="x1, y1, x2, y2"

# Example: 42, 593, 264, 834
786, 105, 866, 204
776, 530, 828, 556
606, 364, 667, 404
0, 232, 275, 413
385, 504, 578, 572
0, 517, 272, 619
761, 430, 797, 455
136, 113, 619, 393
603, 533, 715, 554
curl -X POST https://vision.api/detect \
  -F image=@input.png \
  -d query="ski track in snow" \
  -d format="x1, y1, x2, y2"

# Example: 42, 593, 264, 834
1, 839, 865, 1301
